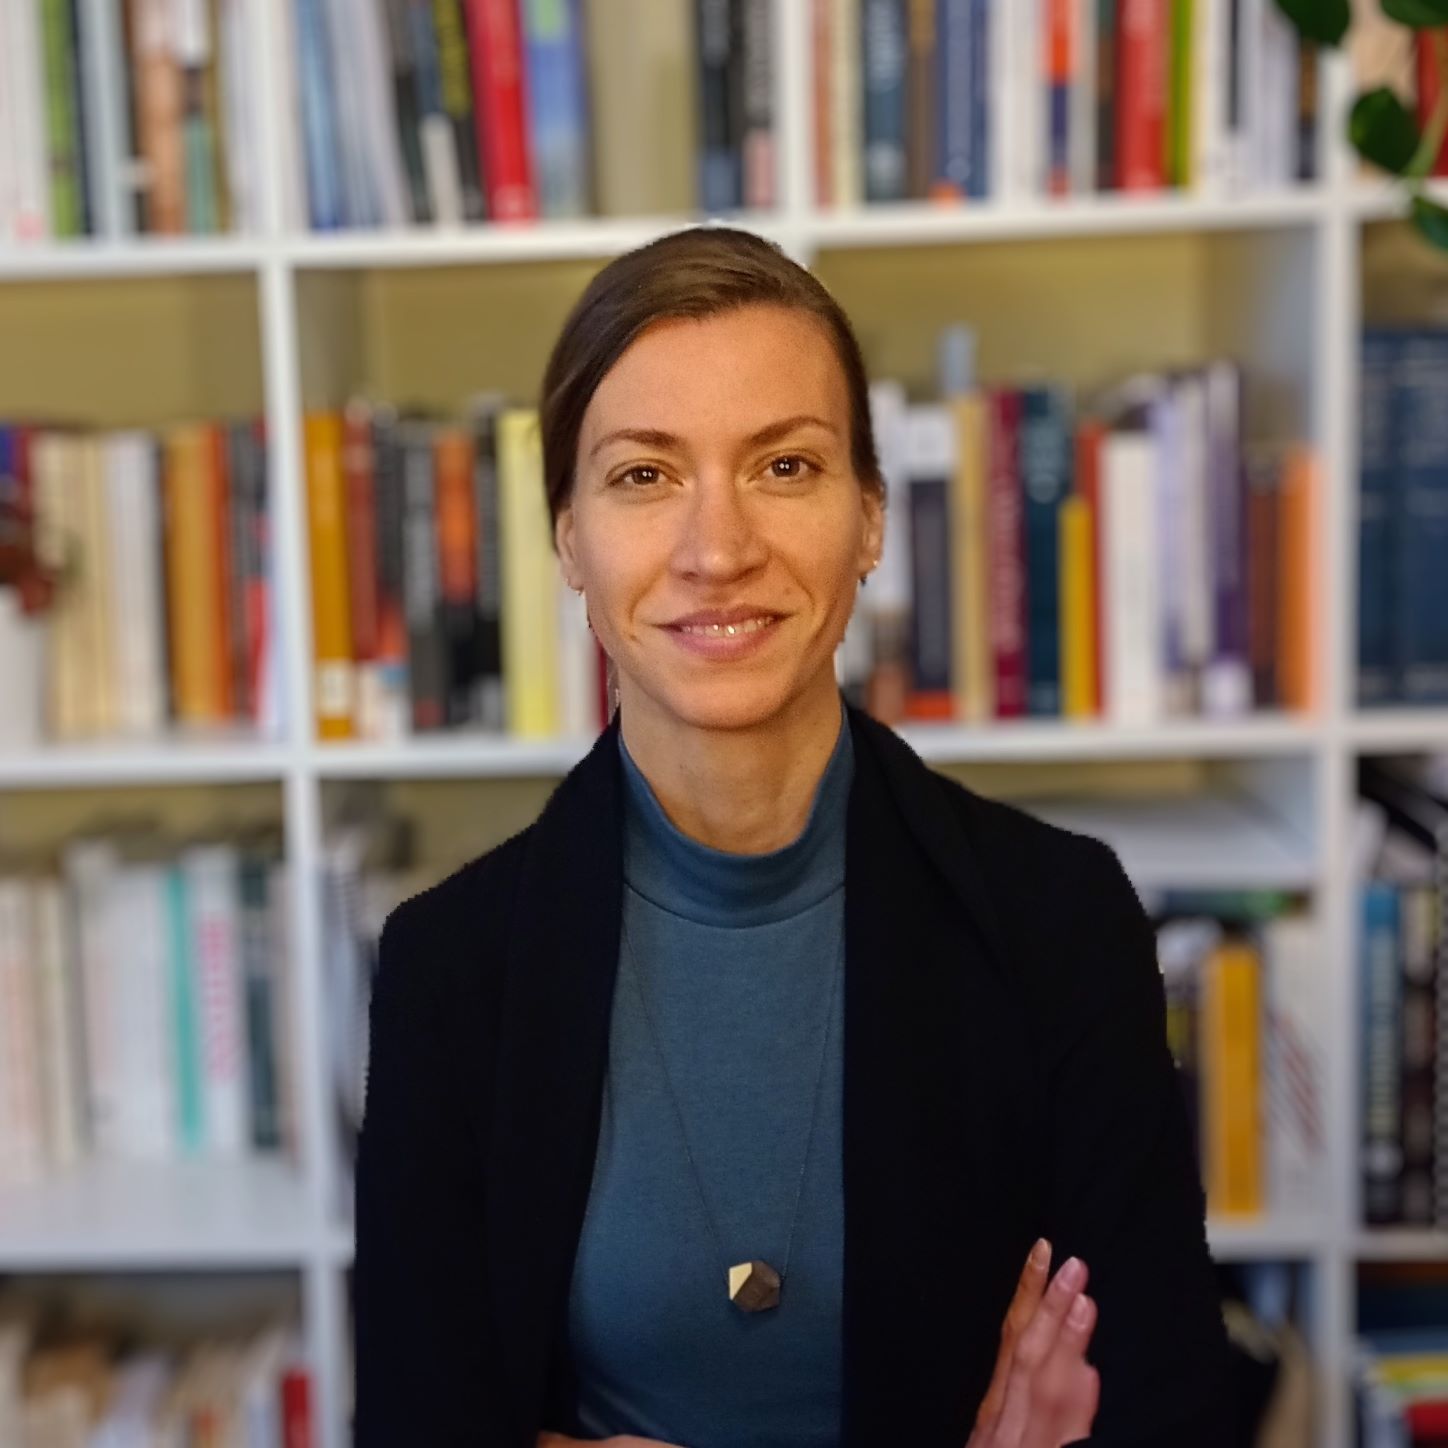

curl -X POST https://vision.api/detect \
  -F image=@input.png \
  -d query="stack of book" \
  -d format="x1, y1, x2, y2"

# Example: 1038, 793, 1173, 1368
0, 1312, 311, 1445
1357, 758, 1448, 1230
848, 343, 1316, 726
1356, 1264, 1448, 1446
0, 419, 280, 744
289, 0, 775, 230
0, 0, 256, 242
0, 830, 296, 1186
819, 0, 1319, 206
308, 344, 1316, 742
1152, 892, 1327, 1222
1359, 329, 1448, 709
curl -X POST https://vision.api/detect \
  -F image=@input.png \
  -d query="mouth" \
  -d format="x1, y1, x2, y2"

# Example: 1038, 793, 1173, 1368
661, 613, 786, 658
669, 615, 781, 638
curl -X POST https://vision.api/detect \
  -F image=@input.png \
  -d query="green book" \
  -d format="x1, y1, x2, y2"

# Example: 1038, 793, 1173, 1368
166, 863, 206, 1155
39, 0, 83, 235
1166, 0, 1195, 189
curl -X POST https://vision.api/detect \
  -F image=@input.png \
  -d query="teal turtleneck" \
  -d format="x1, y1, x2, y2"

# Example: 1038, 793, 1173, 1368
566, 700, 853, 1448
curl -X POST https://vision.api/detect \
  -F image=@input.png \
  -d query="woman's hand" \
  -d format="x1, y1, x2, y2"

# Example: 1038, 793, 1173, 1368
537, 1434, 687, 1447
966, 1239, 1101, 1447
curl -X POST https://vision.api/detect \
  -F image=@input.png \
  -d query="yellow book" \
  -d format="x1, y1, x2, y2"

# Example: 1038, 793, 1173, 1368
949, 393, 992, 722
32, 435, 85, 739
304, 412, 354, 742
77, 435, 117, 736
163, 424, 229, 725
1202, 937, 1264, 1217
497, 409, 560, 738
1060, 494, 1098, 719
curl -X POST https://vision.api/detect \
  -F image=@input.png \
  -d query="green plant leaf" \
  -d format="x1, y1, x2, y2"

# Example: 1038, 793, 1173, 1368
1351, 87, 1424, 173
1382, 0, 1448, 26
1411, 195, 1448, 248
1274, 0, 1350, 43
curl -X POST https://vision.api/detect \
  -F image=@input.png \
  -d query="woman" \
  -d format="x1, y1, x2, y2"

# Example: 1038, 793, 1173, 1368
353, 226, 1230, 1448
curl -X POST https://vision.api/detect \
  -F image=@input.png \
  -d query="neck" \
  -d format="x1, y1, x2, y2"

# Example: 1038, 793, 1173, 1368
616, 676, 846, 855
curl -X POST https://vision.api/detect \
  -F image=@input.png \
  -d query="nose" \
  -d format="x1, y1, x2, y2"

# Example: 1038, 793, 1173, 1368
669, 472, 769, 583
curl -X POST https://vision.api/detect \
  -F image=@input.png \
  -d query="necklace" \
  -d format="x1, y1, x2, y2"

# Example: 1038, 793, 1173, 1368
619, 915, 843, 1313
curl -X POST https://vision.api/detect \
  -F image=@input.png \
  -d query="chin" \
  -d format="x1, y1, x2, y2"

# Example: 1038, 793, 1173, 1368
638, 668, 808, 735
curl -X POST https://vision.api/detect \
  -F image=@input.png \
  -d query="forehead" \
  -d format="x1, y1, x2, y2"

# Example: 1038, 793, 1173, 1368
580, 306, 849, 444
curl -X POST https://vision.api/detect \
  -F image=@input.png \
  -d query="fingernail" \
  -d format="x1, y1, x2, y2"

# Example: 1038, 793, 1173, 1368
1030, 1238, 1051, 1268
1059, 1256, 1085, 1291
1068, 1294, 1091, 1328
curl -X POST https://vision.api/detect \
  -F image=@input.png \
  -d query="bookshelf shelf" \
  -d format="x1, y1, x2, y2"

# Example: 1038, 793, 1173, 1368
0, 1158, 318, 1270
0, 734, 292, 791
1346, 710, 1448, 755
1208, 1216, 1332, 1261
0, 237, 268, 282
1352, 1229, 1448, 1263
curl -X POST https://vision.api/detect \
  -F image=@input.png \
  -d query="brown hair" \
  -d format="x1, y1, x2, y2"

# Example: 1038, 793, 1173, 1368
538, 225, 883, 541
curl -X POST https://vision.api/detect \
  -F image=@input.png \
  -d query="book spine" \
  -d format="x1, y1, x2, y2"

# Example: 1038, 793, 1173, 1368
1276, 444, 1318, 714
1193, 0, 1228, 195
1295, 36, 1318, 181
402, 425, 447, 732
987, 389, 1028, 719
1399, 885, 1437, 1225
741, 0, 775, 207
1362, 881, 1404, 1226
132, 0, 188, 231
1360, 331, 1399, 706
861, 0, 908, 202
865, 380, 911, 722
80, 0, 134, 236
4, 0, 53, 238
40, 0, 85, 234
469, 0, 535, 220
949, 394, 992, 721
115, 863, 175, 1160
1060, 491, 1096, 719
1202, 361, 1250, 715
0, 880, 44, 1183
342, 403, 381, 667
1045, 0, 1074, 197
294, 0, 343, 227
239, 853, 280, 1151
1116, 0, 1166, 190
166, 859, 205, 1155
32, 877, 84, 1168
1245, 451, 1280, 709
1389, 332, 1448, 705
523, 0, 590, 218
372, 408, 411, 740
1202, 934, 1264, 1216
224, 424, 253, 721
1166, 0, 1192, 187
1020, 385, 1071, 717
176, 0, 219, 232
832, 0, 864, 207
434, 427, 481, 727
432, 0, 486, 220
697, 0, 744, 209
903, 405, 956, 719
934, 0, 971, 201
1101, 428, 1162, 724
812, 0, 834, 206
1077, 417, 1107, 714
905, 0, 934, 200
303, 412, 355, 741
967, 0, 991, 198
66, 841, 121, 1158
383, 0, 432, 221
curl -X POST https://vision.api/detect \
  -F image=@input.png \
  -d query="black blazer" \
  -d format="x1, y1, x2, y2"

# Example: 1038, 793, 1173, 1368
354, 702, 1232, 1447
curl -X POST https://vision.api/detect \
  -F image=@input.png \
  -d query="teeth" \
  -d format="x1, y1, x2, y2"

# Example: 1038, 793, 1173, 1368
677, 616, 776, 637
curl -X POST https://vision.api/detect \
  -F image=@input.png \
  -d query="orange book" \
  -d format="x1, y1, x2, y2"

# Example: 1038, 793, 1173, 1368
1277, 445, 1319, 715
129, 0, 186, 233
211, 426, 235, 719
163, 424, 229, 724
305, 412, 354, 741
1075, 421, 1106, 716
1201, 936, 1264, 1217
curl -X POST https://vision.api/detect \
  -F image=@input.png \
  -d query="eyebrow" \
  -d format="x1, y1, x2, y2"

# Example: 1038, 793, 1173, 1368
587, 413, 839, 462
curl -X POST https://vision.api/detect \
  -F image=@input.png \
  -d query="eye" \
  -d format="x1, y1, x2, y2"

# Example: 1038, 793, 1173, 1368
615, 464, 665, 487
768, 454, 816, 480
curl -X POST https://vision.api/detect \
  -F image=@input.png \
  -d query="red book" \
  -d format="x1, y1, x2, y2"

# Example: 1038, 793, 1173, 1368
280, 1364, 313, 1448
1418, 33, 1448, 177
210, 424, 236, 719
343, 400, 380, 663
467, 0, 538, 220
987, 389, 1028, 719
1116, 0, 1167, 191
1075, 419, 1106, 716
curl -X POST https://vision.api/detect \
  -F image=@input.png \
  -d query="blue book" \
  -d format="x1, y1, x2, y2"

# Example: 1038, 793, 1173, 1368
904, 406, 956, 711
1389, 330, 1448, 705
967, 0, 990, 198
862, 0, 907, 202
0, 427, 14, 507
294, 0, 343, 229
1361, 881, 1403, 1227
1359, 330, 1399, 706
1020, 386, 1071, 717
524, 0, 590, 218
935, 0, 972, 198
696, 0, 742, 212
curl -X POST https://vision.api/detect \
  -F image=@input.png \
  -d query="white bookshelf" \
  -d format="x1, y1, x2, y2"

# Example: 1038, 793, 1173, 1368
1, 3, 1447, 1444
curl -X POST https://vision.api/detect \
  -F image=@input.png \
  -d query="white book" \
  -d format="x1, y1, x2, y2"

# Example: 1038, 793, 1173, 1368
866, 380, 911, 614
350, 0, 412, 227
238, 1326, 287, 1448
1264, 915, 1329, 1217
0, 879, 44, 1184
420, 116, 465, 227
0, 1, 16, 240
217, 0, 258, 232
1100, 430, 1162, 725
113, 862, 177, 1160
556, 580, 597, 740
989, 0, 1011, 203
1266, 4, 1301, 188
1070, 0, 1097, 196
29, 877, 84, 1169
267, 862, 300, 1162
1174, 374, 1214, 679
79, 0, 135, 238
181, 844, 249, 1156
104, 433, 168, 735
1152, 386, 1192, 717
319, 0, 381, 225
64, 839, 124, 1158
1005, 0, 1041, 200
831, 0, 863, 208
1192, 0, 1229, 197
4, 0, 52, 239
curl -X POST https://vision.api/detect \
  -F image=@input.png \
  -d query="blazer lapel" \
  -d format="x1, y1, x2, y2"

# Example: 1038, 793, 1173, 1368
482, 703, 1045, 1446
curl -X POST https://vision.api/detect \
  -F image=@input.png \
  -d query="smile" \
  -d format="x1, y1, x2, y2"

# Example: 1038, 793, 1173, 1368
673, 616, 778, 637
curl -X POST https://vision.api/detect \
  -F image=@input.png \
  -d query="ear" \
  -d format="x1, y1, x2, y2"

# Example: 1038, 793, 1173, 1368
555, 504, 581, 590
858, 480, 885, 578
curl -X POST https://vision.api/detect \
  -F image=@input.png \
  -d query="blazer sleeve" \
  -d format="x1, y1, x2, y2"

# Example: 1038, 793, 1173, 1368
353, 899, 516, 1446
1046, 839, 1233, 1448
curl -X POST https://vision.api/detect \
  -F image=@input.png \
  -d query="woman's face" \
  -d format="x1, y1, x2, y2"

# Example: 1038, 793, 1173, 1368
556, 303, 885, 734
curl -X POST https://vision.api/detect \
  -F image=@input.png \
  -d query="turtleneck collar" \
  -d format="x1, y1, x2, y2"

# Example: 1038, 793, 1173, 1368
618, 697, 854, 929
